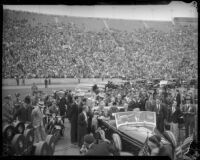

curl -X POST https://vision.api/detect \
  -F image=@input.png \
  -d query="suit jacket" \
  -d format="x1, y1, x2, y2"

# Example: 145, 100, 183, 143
78, 103, 84, 114
128, 100, 136, 111
145, 100, 156, 112
176, 93, 181, 106
26, 104, 33, 122
70, 102, 78, 142
87, 109, 93, 133
85, 142, 113, 156
182, 104, 196, 122
31, 106, 43, 128
14, 105, 27, 122
58, 97, 67, 115
70, 102, 78, 121
78, 112, 88, 141
153, 103, 167, 120
137, 99, 145, 111
78, 112, 88, 128
171, 108, 183, 124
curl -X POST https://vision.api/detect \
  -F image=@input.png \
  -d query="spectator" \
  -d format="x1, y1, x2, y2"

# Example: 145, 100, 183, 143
78, 98, 87, 114
58, 94, 68, 123
22, 76, 25, 85
170, 100, 183, 143
32, 92, 39, 106
154, 97, 167, 133
2, 96, 14, 124
182, 96, 196, 138
31, 83, 38, 96
66, 93, 73, 120
127, 96, 136, 111
176, 90, 181, 108
49, 100, 59, 115
87, 105, 94, 134
13, 93, 23, 119
49, 78, 51, 85
70, 96, 79, 145
45, 78, 48, 88
78, 105, 88, 147
145, 94, 155, 111
31, 101, 46, 143
24, 95, 33, 123
15, 75, 19, 86
13, 101, 27, 122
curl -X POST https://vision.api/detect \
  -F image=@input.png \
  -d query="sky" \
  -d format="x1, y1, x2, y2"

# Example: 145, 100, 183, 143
3, 1, 198, 21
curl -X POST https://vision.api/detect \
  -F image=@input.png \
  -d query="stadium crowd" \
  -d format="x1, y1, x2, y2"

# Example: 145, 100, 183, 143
3, 13, 197, 80
2, 10, 198, 158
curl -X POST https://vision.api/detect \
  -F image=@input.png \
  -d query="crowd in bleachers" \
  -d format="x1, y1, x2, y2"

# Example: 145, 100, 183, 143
3, 10, 197, 80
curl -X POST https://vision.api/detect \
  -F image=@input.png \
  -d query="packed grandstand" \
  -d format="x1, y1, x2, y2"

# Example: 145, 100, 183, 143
3, 9, 198, 80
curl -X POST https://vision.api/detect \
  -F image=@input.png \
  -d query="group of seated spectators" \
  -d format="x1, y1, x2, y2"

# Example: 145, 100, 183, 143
3, 10, 197, 80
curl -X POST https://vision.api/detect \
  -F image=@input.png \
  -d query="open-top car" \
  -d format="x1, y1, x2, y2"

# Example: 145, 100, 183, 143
96, 111, 193, 157
97, 111, 160, 155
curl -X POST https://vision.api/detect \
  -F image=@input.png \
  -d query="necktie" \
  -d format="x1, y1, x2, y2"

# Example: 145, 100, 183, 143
157, 104, 159, 113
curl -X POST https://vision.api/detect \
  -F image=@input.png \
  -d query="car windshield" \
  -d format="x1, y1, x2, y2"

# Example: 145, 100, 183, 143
115, 111, 156, 129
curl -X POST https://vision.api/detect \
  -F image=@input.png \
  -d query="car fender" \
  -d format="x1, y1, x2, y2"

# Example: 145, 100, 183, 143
112, 133, 122, 151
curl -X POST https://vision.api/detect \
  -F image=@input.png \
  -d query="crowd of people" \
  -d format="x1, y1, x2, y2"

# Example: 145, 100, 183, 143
2, 9, 198, 158
3, 10, 197, 80
2, 81, 197, 158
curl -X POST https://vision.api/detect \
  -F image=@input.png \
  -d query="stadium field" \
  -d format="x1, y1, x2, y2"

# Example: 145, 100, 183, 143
2, 78, 122, 86
2, 78, 117, 100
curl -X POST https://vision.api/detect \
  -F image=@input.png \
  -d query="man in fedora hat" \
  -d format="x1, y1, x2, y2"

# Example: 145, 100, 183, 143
153, 96, 167, 133
31, 101, 46, 143
182, 95, 196, 138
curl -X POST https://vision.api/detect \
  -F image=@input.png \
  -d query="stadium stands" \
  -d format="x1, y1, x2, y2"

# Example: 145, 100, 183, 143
3, 9, 198, 80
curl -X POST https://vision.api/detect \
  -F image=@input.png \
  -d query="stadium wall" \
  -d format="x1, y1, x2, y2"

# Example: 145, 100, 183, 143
2, 78, 122, 86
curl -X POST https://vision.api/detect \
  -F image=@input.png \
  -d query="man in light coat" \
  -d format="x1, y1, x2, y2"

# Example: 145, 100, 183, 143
31, 101, 46, 143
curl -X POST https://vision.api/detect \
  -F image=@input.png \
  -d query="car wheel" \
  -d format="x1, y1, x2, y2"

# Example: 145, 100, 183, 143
13, 121, 25, 134
34, 141, 48, 155
3, 124, 15, 142
11, 134, 25, 156
45, 134, 55, 155
112, 133, 122, 151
